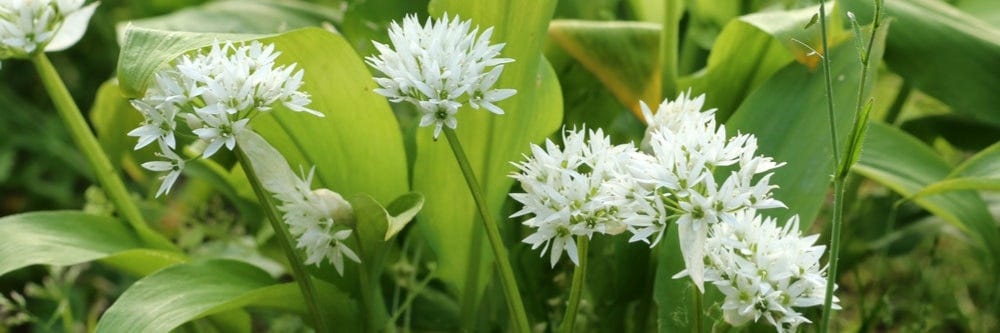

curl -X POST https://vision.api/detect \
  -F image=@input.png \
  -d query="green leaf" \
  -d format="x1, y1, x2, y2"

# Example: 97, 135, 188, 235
853, 122, 1000, 270
840, 98, 874, 179
909, 140, 1000, 198
547, 20, 662, 119
95, 259, 360, 332
116, 0, 342, 40
842, 0, 1000, 126
0, 211, 183, 277
687, 3, 847, 120
417, 0, 563, 301
385, 192, 425, 240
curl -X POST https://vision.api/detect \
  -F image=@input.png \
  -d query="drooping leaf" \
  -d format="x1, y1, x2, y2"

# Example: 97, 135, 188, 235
841, 0, 1000, 126
853, 122, 1000, 271
0, 211, 183, 277
95, 259, 360, 332
416, 0, 563, 304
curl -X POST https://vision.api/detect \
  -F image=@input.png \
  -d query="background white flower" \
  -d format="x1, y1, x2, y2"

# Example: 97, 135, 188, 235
129, 40, 319, 197
510, 127, 635, 266
0, 0, 99, 67
366, 13, 516, 138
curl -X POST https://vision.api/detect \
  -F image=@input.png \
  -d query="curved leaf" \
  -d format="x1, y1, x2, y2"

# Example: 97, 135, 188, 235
853, 122, 1000, 270
95, 259, 359, 332
0, 211, 182, 277
547, 20, 661, 119
417, 0, 563, 300
910, 141, 1000, 198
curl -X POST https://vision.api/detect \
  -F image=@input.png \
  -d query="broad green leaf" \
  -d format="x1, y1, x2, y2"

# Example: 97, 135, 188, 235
0, 211, 183, 277
116, 0, 342, 41
687, 3, 847, 120
910, 140, 1000, 198
95, 259, 360, 332
955, 0, 1000, 28
417, 0, 562, 303
842, 0, 1000, 126
853, 122, 1000, 270
547, 20, 661, 119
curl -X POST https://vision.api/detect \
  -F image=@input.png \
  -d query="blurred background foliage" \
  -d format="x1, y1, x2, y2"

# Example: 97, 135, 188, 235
1, 0, 999, 332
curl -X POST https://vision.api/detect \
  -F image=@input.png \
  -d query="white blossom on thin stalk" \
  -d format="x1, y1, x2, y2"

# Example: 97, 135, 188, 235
236, 130, 360, 275
272, 168, 360, 274
0, 0, 99, 67
510, 127, 635, 267
697, 209, 837, 332
609, 91, 786, 291
128, 40, 319, 197
366, 13, 516, 139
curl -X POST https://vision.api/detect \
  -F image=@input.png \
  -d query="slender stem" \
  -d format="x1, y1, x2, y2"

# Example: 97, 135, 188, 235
660, 0, 682, 100
818, 2, 841, 170
560, 236, 590, 333
692, 283, 703, 333
31, 53, 176, 252
357, 255, 382, 333
235, 148, 329, 333
820, 178, 844, 332
442, 127, 531, 332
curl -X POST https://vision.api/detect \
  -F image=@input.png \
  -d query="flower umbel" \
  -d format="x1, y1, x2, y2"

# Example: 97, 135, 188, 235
128, 40, 319, 197
510, 127, 635, 266
0, 0, 99, 66
366, 13, 516, 138
612, 91, 786, 291
700, 210, 837, 332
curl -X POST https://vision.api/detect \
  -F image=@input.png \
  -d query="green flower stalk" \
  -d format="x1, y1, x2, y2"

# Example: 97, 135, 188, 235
367, 13, 530, 331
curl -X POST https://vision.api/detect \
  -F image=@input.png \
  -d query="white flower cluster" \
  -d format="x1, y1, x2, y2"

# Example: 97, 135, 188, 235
0, 0, 98, 66
702, 210, 836, 332
271, 167, 360, 274
621, 90, 785, 291
510, 127, 635, 267
129, 40, 319, 197
366, 13, 516, 138
510, 91, 835, 331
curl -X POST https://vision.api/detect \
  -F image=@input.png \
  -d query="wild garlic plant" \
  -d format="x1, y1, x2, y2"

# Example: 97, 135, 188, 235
510, 91, 836, 332
366, 13, 516, 139
367, 13, 531, 331
129, 40, 319, 196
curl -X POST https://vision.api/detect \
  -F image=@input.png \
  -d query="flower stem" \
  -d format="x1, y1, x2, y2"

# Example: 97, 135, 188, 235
560, 236, 589, 333
443, 127, 531, 332
235, 147, 329, 333
816, 3, 841, 331
692, 282, 703, 333
31, 53, 176, 252
660, 0, 683, 99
